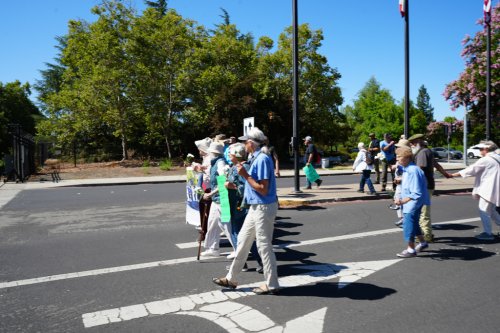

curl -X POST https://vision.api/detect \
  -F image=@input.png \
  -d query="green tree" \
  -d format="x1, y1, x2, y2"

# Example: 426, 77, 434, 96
128, 7, 199, 158
180, 10, 257, 136
416, 85, 434, 124
254, 24, 343, 152
0, 81, 42, 156
346, 77, 402, 147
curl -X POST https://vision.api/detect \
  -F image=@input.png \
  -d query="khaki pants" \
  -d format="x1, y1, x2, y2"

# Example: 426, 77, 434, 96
419, 189, 434, 242
226, 202, 279, 290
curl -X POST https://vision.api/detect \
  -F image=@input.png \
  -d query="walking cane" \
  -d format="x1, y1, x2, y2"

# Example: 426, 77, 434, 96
197, 197, 211, 260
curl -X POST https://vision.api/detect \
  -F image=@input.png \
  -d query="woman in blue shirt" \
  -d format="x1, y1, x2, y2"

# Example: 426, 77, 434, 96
394, 147, 430, 257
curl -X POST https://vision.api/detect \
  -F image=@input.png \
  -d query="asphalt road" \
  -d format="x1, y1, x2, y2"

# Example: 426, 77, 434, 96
1, 181, 499, 333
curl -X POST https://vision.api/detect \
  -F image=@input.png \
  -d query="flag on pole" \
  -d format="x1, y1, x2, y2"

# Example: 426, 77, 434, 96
484, 0, 491, 25
399, 0, 406, 17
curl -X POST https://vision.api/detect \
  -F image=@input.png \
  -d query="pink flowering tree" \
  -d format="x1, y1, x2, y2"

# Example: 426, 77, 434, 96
443, 3, 499, 143
427, 119, 464, 148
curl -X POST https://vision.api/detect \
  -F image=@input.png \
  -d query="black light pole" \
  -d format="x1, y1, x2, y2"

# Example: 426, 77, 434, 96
292, 0, 301, 192
485, 19, 491, 140
403, 0, 410, 138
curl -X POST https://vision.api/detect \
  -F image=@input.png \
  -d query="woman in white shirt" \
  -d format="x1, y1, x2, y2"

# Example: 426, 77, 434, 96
352, 142, 377, 195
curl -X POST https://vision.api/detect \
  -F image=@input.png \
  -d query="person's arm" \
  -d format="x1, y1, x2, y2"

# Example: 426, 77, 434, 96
432, 160, 451, 178
237, 164, 269, 196
382, 141, 394, 151
273, 151, 280, 177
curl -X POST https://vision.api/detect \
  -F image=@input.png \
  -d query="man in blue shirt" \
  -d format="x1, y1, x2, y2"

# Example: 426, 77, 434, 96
379, 133, 396, 192
394, 147, 430, 257
212, 127, 280, 295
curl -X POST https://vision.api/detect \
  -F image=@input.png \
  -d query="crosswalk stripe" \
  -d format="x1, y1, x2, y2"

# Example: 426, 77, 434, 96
0, 217, 480, 290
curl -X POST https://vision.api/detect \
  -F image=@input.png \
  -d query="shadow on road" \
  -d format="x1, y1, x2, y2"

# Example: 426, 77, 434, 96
277, 281, 396, 300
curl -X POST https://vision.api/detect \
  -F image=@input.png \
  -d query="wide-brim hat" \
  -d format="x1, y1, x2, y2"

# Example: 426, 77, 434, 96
408, 133, 424, 141
208, 142, 224, 155
194, 137, 212, 153
395, 139, 410, 148
303, 136, 312, 142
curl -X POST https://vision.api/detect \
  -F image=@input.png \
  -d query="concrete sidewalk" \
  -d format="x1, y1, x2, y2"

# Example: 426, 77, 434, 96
1, 162, 473, 208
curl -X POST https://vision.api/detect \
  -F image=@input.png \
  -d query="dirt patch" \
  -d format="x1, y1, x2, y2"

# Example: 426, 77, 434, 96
29, 160, 186, 182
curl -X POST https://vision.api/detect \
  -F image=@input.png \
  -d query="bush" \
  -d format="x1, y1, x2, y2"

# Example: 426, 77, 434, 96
159, 159, 172, 171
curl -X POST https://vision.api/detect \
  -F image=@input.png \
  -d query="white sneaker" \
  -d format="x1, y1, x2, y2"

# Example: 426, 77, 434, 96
200, 249, 220, 257
226, 252, 236, 259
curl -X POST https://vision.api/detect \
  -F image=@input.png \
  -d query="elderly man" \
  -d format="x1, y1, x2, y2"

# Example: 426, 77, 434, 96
212, 127, 280, 295
379, 133, 396, 192
450, 141, 500, 240
407, 134, 451, 243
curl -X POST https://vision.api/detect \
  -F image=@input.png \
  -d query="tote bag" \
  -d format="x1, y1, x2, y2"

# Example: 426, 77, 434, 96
303, 164, 320, 183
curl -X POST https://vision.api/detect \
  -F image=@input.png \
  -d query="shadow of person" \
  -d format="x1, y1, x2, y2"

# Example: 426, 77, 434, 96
418, 244, 496, 261
431, 224, 475, 231
433, 235, 500, 246
276, 281, 397, 300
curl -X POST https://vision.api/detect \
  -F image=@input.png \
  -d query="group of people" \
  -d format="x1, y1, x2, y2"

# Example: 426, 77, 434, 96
192, 128, 281, 295
190, 128, 498, 297
354, 132, 500, 257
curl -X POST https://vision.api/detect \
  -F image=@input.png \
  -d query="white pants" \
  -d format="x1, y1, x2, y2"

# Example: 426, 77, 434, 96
226, 202, 279, 290
204, 202, 235, 251
478, 196, 500, 235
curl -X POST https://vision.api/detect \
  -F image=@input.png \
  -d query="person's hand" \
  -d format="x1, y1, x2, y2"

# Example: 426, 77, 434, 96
306, 162, 310, 166
445, 172, 453, 179
203, 193, 212, 201
236, 163, 249, 178
394, 198, 402, 205
275, 171, 280, 177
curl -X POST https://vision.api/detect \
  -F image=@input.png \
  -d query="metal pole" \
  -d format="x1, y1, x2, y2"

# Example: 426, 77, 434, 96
404, 0, 410, 138
292, 0, 301, 193
463, 107, 468, 166
485, 22, 491, 140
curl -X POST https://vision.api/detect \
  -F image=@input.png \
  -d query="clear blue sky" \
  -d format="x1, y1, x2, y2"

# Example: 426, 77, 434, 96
1, 0, 494, 121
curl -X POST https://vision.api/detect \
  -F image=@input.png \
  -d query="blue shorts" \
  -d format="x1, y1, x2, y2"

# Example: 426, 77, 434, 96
402, 207, 423, 242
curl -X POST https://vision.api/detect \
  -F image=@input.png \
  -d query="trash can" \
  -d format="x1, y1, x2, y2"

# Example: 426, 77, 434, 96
321, 158, 329, 169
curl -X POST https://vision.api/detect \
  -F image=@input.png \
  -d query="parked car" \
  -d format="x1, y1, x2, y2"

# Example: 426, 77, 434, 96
448, 149, 463, 159
430, 147, 462, 159
467, 145, 483, 159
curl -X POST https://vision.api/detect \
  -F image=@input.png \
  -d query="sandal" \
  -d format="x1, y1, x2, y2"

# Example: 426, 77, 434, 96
212, 277, 237, 289
252, 285, 279, 295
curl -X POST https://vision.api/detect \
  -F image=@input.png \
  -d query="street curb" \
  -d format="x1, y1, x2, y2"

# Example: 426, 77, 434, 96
277, 187, 473, 208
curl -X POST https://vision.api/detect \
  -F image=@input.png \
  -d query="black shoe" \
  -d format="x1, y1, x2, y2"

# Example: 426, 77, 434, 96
316, 179, 323, 188
374, 181, 380, 184
356, 189, 364, 193
256, 266, 264, 274
304, 186, 312, 190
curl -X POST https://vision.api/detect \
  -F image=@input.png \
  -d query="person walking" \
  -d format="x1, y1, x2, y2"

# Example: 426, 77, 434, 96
303, 136, 322, 189
352, 142, 377, 195
449, 141, 500, 240
391, 139, 411, 227
225, 142, 263, 272
368, 133, 381, 184
379, 133, 396, 192
212, 127, 280, 295
394, 147, 430, 257
201, 142, 235, 257
408, 134, 451, 243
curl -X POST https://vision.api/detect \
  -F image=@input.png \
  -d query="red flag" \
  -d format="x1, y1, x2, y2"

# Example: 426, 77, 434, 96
399, 0, 406, 17
484, 0, 491, 25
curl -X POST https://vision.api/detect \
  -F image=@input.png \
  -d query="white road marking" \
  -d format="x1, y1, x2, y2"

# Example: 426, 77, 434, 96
0, 217, 480, 290
0, 184, 25, 209
82, 259, 399, 329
